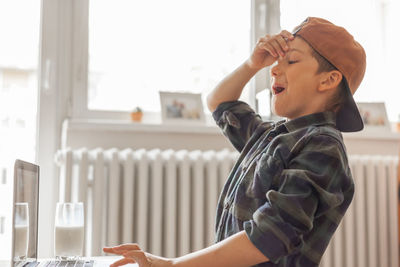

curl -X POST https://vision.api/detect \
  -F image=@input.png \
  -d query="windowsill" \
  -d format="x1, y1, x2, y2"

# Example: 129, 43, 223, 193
64, 118, 222, 135
343, 129, 400, 141
65, 117, 400, 140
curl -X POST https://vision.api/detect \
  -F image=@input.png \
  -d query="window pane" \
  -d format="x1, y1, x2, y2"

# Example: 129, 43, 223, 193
88, 0, 250, 113
0, 0, 39, 164
280, 0, 400, 121
0, 0, 40, 259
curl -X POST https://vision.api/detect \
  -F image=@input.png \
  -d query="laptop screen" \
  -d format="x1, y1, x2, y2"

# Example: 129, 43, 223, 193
12, 160, 39, 265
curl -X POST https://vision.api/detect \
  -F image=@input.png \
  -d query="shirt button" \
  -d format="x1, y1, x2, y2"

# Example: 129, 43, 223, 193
224, 202, 230, 209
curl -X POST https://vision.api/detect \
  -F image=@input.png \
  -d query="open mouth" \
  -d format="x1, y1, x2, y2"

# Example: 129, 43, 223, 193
272, 85, 286, 95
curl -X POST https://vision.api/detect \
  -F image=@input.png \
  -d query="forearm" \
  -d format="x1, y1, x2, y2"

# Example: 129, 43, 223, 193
172, 231, 269, 267
206, 60, 260, 113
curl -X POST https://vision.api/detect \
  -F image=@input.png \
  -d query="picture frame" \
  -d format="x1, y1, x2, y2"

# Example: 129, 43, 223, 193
159, 91, 205, 124
356, 102, 391, 131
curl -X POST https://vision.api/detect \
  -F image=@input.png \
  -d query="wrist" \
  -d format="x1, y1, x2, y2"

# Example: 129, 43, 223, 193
244, 59, 263, 72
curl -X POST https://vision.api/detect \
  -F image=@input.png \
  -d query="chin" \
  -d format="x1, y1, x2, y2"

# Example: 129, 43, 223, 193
271, 101, 287, 118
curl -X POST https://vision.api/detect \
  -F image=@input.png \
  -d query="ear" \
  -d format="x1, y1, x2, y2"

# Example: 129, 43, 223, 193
317, 70, 343, 92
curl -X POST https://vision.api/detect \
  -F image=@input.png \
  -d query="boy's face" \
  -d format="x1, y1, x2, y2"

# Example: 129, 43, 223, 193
270, 37, 325, 119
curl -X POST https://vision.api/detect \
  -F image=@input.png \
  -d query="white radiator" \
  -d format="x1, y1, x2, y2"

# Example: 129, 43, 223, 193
55, 149, 399, 266
55, 148, 239, 257
320, 155, 399, 267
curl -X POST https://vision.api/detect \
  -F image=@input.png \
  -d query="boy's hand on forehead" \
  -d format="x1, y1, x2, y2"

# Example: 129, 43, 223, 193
247, 30, 294, 70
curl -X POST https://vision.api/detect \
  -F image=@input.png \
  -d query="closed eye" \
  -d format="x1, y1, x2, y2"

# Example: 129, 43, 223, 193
288, 60, 298, 64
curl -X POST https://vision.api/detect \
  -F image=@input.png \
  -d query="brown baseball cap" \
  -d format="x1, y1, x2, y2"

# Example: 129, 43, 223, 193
292, 17, 366, 132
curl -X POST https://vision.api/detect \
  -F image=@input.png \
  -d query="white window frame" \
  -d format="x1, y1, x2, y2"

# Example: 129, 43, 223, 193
69, 0, 280, 121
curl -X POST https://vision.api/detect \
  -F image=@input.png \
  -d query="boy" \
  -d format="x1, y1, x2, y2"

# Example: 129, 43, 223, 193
104, 17, 366, 267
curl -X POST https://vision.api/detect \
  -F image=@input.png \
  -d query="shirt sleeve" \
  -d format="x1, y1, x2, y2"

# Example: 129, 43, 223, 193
212, 100, 264, 152
243, 132, 354, 263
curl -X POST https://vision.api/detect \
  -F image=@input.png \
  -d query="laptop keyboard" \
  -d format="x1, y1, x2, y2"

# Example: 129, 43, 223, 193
45, 261, 94, 267
21, 260, 94, 267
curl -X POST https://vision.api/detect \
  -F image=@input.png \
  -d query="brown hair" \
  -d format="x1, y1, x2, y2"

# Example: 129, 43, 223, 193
297, 35, 346, 112
310, 47, 347, 112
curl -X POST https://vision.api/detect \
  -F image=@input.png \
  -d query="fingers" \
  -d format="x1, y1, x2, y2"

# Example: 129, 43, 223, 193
280, 30, 295, 41
258, 37, 278, 58
103, 243, 140, 255
110, 257, 136, 267
275, 36, 289, 53
123, 251, 148, 266
105, 243, 151, 267
258, 30, 294, 58
271, 39, 286, 57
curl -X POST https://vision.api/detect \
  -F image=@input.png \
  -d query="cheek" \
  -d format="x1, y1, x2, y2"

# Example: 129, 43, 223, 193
287, 69, 318, 95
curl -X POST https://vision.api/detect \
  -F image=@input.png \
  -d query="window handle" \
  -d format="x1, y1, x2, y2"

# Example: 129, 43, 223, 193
42, 58, 53, 94
258, 2, 266, 30
0, 216, 4, 234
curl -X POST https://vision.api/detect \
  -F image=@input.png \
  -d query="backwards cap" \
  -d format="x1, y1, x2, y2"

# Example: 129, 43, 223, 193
293, 17, 366, 132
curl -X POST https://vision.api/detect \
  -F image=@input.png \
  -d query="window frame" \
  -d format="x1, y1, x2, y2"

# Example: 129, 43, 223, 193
70, 0, 279, 121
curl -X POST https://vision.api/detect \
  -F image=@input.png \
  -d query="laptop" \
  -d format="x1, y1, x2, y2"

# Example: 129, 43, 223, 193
5, 160, 125, 267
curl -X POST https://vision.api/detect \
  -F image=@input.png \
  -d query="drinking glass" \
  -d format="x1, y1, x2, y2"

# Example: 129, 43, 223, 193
14, 203, 29, 261
54, 202, 84, 260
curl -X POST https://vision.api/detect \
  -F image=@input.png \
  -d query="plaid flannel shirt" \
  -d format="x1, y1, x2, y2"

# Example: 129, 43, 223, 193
213, 101, 354, 267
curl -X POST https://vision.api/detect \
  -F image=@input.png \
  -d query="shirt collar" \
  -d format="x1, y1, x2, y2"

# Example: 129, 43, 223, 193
282, 111, 337, 132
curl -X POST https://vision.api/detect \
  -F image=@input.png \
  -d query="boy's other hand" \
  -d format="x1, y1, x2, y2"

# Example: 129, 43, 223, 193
103, 244, 173, 267
247, 30, 294, 70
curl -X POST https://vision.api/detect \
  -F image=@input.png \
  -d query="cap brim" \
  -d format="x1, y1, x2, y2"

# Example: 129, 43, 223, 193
336, 81, 364, 132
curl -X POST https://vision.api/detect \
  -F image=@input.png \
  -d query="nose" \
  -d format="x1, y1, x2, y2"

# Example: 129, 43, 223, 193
270, 62, 281, 78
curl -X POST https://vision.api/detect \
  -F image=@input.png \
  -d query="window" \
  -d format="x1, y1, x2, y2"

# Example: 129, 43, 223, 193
0, 0, 40, 259
280, 0, 400, 122
74, 0, 252, 118
72, 0, 400, 123
0, 0, 39, 162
